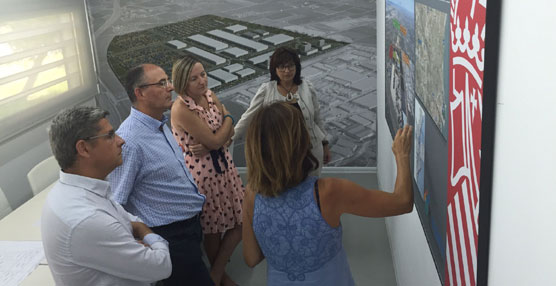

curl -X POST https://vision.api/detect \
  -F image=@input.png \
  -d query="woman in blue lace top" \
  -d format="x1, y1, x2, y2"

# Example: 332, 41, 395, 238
241, 102, 413, 285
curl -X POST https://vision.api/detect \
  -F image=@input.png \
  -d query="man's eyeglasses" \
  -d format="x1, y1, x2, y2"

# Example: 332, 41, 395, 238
138, 79, 173, 89
277, 64, 296, 72
84, 130, 116, 141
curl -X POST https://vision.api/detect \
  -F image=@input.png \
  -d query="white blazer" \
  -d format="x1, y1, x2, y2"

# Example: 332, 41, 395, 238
233, 80, 327, 144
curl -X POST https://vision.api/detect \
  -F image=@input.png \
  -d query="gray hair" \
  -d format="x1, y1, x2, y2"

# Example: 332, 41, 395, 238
49, 107, 109, 170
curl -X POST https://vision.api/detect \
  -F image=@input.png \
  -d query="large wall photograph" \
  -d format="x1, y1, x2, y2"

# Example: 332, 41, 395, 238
88, 0, 378, 168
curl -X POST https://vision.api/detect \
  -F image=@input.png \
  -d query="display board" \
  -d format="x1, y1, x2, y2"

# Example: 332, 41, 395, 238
384, 0, 494, 285
385, 0, 415, 139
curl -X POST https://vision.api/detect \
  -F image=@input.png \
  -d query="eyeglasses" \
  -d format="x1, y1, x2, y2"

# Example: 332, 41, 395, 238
277, 64, 296, 72
84, 130, 116, 141
138, 79, 173, 89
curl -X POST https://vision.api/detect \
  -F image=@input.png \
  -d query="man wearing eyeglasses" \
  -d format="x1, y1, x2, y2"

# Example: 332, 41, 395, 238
41, 106, 172, 286
108, 64, 213, 286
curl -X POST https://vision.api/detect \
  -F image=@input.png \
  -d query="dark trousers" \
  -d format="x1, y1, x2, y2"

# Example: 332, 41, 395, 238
151, 215, 213, 286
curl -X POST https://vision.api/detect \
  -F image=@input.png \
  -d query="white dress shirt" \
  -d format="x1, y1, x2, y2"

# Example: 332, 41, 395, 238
41, 171, 172, 286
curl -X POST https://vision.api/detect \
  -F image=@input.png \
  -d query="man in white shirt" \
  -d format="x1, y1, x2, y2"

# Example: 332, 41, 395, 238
41, 106, 171, 286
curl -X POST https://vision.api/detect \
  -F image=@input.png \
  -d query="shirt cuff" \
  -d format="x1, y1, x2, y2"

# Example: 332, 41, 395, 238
143, 233, 169, 247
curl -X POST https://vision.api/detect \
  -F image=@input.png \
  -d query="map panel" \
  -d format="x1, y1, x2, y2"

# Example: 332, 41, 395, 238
414, 97, 425, 197
415, 3, 448, 138
385, 0, 415, 139
411, 0, 451, 283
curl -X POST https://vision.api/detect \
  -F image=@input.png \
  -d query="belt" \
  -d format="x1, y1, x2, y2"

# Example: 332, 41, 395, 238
152, 213, 200, 231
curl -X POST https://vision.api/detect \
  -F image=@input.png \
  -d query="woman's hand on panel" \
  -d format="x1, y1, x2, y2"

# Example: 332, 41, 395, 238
392, 125, 412, 159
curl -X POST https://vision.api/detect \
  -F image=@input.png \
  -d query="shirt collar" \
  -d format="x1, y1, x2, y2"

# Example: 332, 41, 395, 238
183, 89, 212, 112
130, 107, 168, 131
59, 171, 111, 198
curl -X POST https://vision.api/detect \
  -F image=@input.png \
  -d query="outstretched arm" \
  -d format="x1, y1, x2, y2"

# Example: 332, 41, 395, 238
318, 126, 413, 227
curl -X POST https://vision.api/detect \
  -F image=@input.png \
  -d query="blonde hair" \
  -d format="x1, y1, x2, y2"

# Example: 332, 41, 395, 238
172, 55, 199, 95
245, 102, 318, 197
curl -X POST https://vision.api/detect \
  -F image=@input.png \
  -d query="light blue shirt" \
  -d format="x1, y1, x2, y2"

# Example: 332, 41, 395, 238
108, 108, 205, 227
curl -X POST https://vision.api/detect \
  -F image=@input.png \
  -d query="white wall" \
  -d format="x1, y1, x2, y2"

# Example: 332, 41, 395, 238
376, 0, 441, 285
0, 121, 54, 208
488, 2, 556, 285
0, 98, 96, 209
378, 1, 556, 285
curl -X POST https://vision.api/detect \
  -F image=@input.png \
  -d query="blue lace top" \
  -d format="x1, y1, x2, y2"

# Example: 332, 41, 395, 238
253, 176, 355, 285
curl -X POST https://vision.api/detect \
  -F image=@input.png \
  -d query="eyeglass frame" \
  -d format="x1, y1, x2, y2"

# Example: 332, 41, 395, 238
138, 79, 173, 89
276, 63, 296, 72
83, 130, 116, 141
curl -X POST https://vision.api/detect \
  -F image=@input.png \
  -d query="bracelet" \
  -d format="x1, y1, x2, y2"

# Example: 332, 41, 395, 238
223, 114, 235, 125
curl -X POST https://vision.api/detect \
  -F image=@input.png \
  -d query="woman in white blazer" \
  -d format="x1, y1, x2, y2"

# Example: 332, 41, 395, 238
233, 47, 330, 176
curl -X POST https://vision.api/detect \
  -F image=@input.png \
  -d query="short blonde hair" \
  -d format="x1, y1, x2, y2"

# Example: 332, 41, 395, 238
245, 102, 318, 197
172, 55, 199, 95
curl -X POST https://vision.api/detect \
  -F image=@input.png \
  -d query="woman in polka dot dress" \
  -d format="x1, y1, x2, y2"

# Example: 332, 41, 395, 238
170, 55, 244, 286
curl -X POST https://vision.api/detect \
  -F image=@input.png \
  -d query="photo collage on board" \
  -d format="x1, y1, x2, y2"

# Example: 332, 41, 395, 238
385, 0, 450, 283
385, 0, 415, 139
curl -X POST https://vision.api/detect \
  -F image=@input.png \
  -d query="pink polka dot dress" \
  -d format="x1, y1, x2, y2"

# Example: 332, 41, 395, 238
172, 90, 244, 234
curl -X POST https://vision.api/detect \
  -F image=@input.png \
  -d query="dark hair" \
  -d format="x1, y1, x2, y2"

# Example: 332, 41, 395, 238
269, 46, 302, 85
245, 102, 318, 197
125, 65, 146, 102
49, 107, 109, 170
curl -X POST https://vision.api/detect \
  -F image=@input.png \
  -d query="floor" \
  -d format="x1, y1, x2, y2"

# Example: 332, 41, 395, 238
224, 171, 397, 285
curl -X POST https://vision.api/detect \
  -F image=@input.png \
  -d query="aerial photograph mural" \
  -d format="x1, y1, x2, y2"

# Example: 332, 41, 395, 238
88, 0, 378, 167
415, 2, 449, 138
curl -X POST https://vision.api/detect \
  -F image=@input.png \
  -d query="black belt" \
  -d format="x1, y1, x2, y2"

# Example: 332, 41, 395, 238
152, 213, 200, 231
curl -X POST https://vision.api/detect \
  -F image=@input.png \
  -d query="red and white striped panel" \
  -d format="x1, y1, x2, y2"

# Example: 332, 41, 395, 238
447, 0, 486, 285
